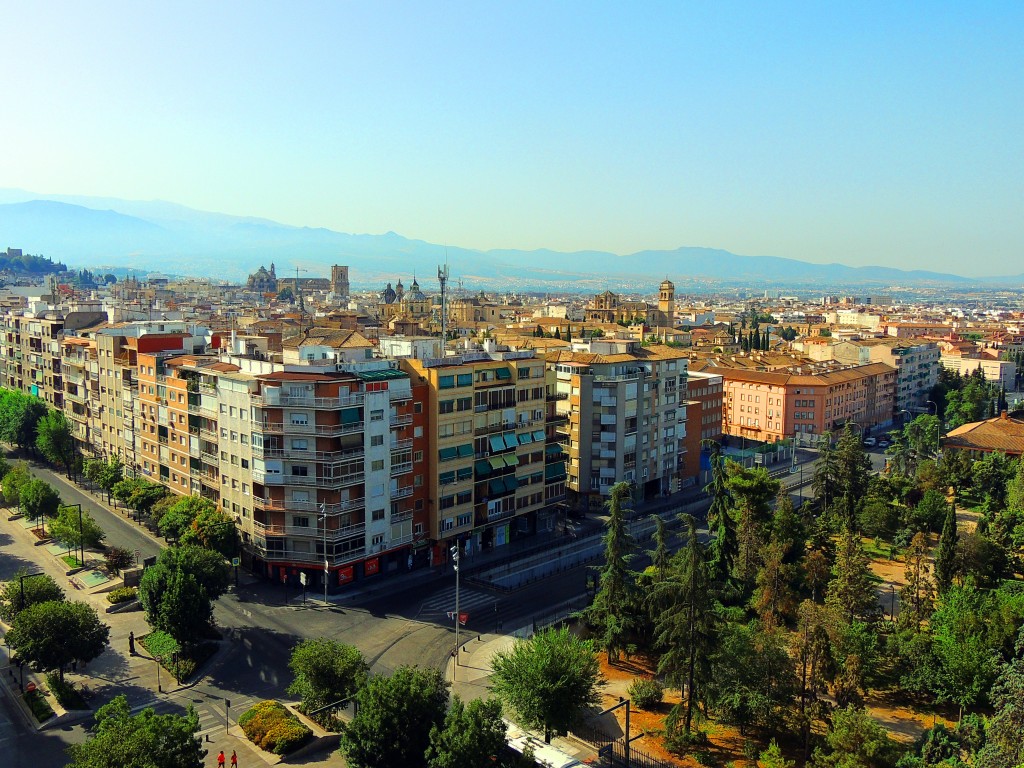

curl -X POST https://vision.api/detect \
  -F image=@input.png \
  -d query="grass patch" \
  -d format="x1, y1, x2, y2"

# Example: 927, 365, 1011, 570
239, 700, 312, 755
61, 554, 84, 569
863, 538, 898, 560
138, 632, 218, 683
46, 672, 88, 710
24, 689, 55, 722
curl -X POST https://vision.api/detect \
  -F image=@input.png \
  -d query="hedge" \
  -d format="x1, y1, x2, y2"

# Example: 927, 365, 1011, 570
238, 700, 311, 755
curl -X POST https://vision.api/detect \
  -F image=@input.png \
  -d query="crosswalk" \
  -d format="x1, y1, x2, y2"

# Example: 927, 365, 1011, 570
128, 692, 259, 740
416, 585, 500, 625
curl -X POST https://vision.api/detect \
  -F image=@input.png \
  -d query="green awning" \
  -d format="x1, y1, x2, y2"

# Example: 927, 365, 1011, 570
489, 478, 507, 496
489, 456, 506, 470
489, 435, 505, 453
475, 460, 492, 477
502, 432, 518, 450
341, 408, 360, 424
439, 446, 457, 461
545, 444, 563, 455
504, 454, 520, 467
495, 368, 511, 380
440, 471, 456, 484
517, 432, 533, 445
545, 463, 567, 481
457, 444, 473, 458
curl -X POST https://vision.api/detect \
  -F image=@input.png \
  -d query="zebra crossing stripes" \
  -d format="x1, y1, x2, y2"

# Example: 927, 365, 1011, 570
416, 585, 499, 623
128, 694, 257, 738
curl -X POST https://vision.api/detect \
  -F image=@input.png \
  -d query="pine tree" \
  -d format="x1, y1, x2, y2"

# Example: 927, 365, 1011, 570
825, 528, 877, 623
586, 482, 636, 662
899, 532, 934, 628
703, 441, 736, 586
934, 500, 959, 594
647, 515, 670, 582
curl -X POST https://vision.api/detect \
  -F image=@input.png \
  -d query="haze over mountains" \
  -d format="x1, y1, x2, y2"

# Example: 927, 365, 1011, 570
0, 190, 1017, 291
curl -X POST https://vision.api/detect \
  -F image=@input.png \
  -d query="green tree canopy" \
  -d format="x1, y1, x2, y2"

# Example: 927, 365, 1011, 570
287, 638, 368, 714
810, 705, 900, 768
179, 506, 237, 558
425, 696, 507, 768
1, 461, 32, 507
340, 666, 449, 768
585, 481, 637, 662
66, 694, 205, 768
491, 626, 602, 743
7, 599, 109, 681
825, 529, 878, 624
157, 496, 214, 541
0, 569, 65, 622
20, 478, 61, 523
139, 565, 212, 647
35, 409, 77, 477
49, 505, 105, 552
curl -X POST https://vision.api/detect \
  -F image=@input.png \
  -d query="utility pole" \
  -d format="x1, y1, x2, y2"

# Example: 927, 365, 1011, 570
450, 544, 460, 681
437, 263, 449, 358
320, 502, 329, 607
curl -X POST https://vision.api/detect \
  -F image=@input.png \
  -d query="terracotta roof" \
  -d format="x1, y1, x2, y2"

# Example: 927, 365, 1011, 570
943, 414, 1024, 456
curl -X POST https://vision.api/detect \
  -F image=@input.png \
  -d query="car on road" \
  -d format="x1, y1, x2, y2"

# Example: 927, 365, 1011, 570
863, 437, 877, 447
877, 440, 890, 449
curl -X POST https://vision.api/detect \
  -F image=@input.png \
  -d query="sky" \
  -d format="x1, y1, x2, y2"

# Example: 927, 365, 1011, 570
1, 2, 1022, 276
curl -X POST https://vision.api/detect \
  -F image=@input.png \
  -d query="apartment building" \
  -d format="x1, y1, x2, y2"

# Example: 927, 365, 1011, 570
548, 340, 688, 509
818, 338, 940, 414
710, 361, 896, 443
60, 337, 97, 451
400, 344, 562, 558
939, 354, 1016, 391
682, 370, 724, 486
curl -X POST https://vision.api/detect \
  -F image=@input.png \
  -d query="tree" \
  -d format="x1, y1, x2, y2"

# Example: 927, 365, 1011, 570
794, 600, 835, 760
825, 529, 877, 624
66, 694, 205, 768
20, 478, 61, 525
158, 496, 214, 541
899, 533, 934, 629
97, 457, 124, 502
140, 566, 212, 647
105, 546, 135, 576
771, 490, 806, 563
0, 569, 64, 622
287, 638, 368, 714
180, 507, 237, 559
585, 482, 636, 662
760, 740, 795, 768
810, 706, 899, 768
974, 627, 1024, 768
653, 516, 718, 737
1, 461, 31, 508
648, 514, 670, 582
491, 626, 601, 743
812, 432, 839, 520
753, 541, 798, 631
159, 545, 231, 599
934, 501, 958, 594
703, 440, 737, 585
426, 696, 507, 768
834, 424, 872, 530
49, 505, 105, 554
726, 462, 781, 584
112, 478, 167, 522
340, 666, 448, 768
7, 600, 109, 681
972, 453, 1016, 515
0, 392, 47, 450
35, 409, 77, 477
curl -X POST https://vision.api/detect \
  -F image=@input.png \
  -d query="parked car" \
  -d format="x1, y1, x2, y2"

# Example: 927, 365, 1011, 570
863, 437, 877, 447
877, 440, 890, 449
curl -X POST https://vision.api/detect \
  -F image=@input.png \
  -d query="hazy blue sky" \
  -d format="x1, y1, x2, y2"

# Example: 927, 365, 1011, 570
2, 2, 1021, 275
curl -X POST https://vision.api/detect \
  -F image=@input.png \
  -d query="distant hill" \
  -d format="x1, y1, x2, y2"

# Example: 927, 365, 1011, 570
0, 189, 1000, 290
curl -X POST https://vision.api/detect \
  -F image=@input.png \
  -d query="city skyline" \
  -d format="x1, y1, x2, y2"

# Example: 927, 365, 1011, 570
2, 2, 1021, 276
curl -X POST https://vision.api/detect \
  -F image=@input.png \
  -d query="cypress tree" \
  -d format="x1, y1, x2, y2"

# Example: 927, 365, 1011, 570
934, 500, 958, 593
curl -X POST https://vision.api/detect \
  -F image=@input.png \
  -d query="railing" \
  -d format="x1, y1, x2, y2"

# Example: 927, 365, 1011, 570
390, 461, 413, 477
390, 438, 414, 452
252, 392, 364, 409
253, 497, 366, 515
389, 389, 412, 402
252, 546, 368, 565
255, 421, 364, 436
253, 445, 366, 462
391, 485, 413, 499
255, 520, 367, 541
187, 403, 217, 418
390, 413, 413, 427
198, 383, 217, 395
546, 392, 569, 401
252, 470, 365, 488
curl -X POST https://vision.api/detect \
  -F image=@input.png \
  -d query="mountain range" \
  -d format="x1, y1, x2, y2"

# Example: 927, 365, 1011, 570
0, 189, 1019, 292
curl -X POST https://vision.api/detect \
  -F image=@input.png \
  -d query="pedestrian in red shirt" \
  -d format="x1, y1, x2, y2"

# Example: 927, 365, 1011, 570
217, 751, 225, 767
230, 751, 238, 767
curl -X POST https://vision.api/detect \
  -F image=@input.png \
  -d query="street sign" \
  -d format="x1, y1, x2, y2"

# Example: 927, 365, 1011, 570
459, 612, 468, 626
299, 573, 307, 586
133, 549, 141, 563
231, 557, 240, 567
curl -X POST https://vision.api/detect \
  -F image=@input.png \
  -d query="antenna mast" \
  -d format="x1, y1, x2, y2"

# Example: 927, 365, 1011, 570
437, 263, 449, 358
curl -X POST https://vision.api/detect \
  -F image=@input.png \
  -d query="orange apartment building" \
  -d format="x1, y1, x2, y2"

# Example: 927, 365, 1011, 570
708, 362, 896, 443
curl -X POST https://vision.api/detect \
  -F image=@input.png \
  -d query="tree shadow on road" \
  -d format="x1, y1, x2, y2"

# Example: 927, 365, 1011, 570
202, 626, 302, 702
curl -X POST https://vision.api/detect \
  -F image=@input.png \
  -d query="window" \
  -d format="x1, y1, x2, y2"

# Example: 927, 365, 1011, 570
291, 466, 309, 476
241, 458, 249, 469
293, 516, 310, 528
414, 402, 422, 413
414, 450, 423, 462
372, 509, 385, 521
439, 399, 454, 414
371, 459, 385, 471
372, 533, 384, 547
456, 513, 472, 527
439, 375, 455, 389
242, 483, 249, 495
290, 413, 308, 426
370, 435, 384, 447
370, 409, 384, 422
456, 373, 472, 387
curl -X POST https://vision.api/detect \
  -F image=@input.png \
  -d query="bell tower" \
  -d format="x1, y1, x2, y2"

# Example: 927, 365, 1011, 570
658, 278, 675, 327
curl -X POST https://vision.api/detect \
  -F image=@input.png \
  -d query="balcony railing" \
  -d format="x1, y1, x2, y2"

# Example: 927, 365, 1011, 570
255, 520, 366, 541
391, 485, 413, 499
252, 444, 365, 462
390, 413, 413, 427
252, 392, 364, 409
251, 546, 368, 566
252, 470, 365, 489
253, 497, 366, 515
390, 461, 413, 477
390, 438, 414, 452
255, 421, 364, 437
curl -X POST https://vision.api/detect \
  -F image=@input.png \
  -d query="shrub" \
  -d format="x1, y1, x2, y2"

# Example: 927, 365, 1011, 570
45, 671, 87, 710
105, 546, 135, 576
24, 689, 54, 722
239, 700, 311, 755
628, 677, 663, 710
106, 586, 138, 604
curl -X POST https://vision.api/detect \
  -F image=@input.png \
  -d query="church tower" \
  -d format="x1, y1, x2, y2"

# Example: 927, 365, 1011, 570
658, 278, 675, 327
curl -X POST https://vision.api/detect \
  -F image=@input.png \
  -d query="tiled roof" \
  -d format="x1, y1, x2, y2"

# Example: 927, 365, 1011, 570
943, 414, 1024, 456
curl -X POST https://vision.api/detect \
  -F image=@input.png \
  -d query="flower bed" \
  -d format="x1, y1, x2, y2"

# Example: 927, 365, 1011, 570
24, 689, 55, 722
238, 700, 312, 755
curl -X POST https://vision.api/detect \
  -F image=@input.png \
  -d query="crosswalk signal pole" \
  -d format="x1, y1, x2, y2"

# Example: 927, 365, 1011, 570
451, 545, 460, 682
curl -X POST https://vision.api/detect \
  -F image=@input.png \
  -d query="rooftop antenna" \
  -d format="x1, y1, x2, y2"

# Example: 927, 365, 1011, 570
437, 262, 449, 358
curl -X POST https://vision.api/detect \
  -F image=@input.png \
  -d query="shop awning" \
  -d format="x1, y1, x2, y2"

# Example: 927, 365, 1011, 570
517, 432, 533, 445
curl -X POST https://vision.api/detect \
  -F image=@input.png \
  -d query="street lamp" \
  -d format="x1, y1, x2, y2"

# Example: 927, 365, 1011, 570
319, 502, 329, 607
59, 503, 83, 568
19, 571, 47, 610
451, 544, 460, 682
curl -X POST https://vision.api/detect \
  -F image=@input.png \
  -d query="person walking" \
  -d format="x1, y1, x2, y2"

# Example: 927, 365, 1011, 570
217, 751, 225, 767
230, 751, 238, 767
128, 632, 135, 655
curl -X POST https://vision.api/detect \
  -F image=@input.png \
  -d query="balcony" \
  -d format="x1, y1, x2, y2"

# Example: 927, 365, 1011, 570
252, 444, 365, 462
256, 421, 364, 437
252, 392, 364, 409
253, 496, 366, 515
389, 389, 412, 402
390, 413, 413, 427
390, 461, 413, 477
391, 485, 413, 499
255, 520, 366, 541
251, 546, 368, 566
187, 403, 217, 418
390, 438, 414, 452
252, 469, 365, 489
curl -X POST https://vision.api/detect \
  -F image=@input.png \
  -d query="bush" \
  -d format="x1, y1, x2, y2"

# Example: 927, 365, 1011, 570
105, 546, 134, 576
45, 671, 87, 710
24, 689, 54, 722
106, 587, 138, 604
239, 700, 311, 755
628, 677, 664, 710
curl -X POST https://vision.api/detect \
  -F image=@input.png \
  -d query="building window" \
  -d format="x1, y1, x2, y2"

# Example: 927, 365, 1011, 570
371, 459, 385, 471
370, 409, 384, 421
291, 466, 309, 476
290, 413, 308, 426
372, 509, 385, 521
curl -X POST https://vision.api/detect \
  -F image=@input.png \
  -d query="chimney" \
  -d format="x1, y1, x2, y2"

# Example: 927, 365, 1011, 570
1000, 410, 1008, 420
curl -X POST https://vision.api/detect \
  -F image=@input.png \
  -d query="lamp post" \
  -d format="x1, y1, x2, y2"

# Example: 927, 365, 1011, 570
319, 502, 329, 607
19, 572, 47, 610
59, 503, 84, 567
451, 544, 460, 682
